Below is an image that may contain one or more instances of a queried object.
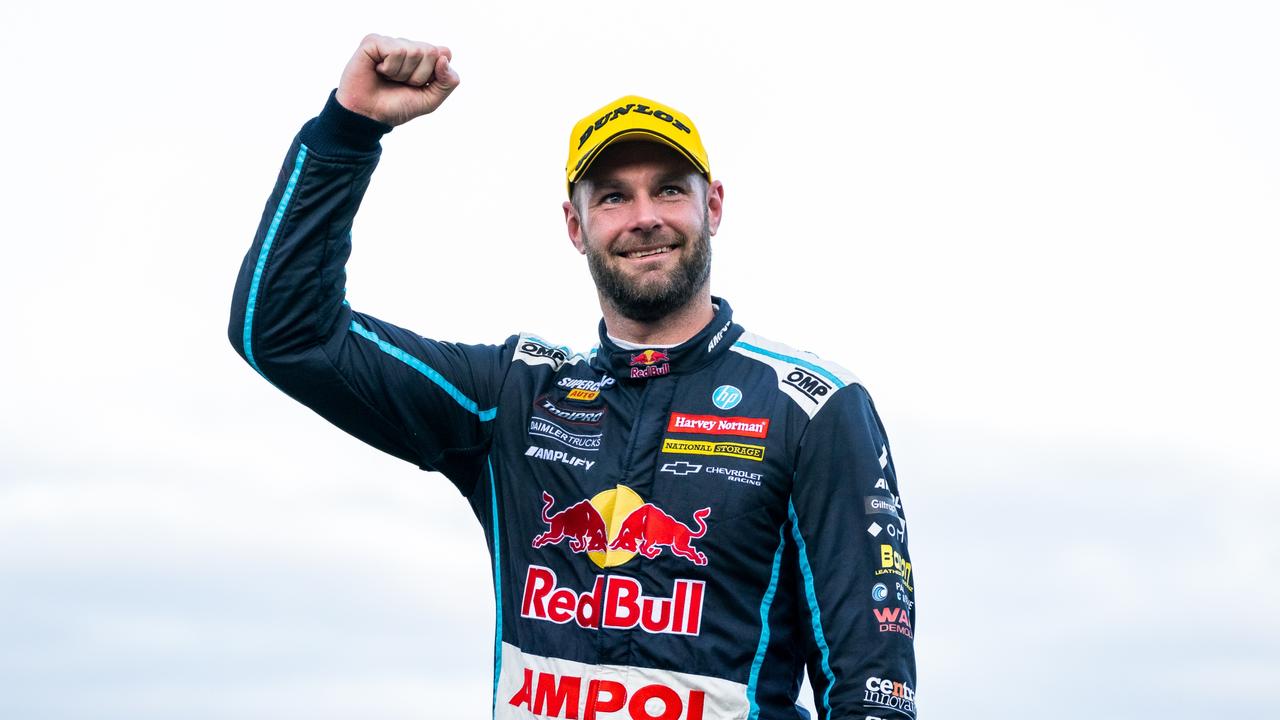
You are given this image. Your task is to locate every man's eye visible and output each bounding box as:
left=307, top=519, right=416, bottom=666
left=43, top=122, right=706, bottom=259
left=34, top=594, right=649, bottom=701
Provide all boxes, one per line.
left=600, top=192, right=624, bottom=204
left=659, top=186, right=683, bottom=196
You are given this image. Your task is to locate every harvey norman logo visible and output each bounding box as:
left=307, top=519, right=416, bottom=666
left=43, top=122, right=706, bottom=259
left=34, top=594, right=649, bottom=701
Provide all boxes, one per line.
left=661, top=438, right=765, bottom=462
left=667, top=413, right=769, bottom=439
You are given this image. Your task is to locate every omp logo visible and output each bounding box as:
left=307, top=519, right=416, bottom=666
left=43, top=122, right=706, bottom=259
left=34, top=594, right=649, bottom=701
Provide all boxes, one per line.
left=519, top=340, right=567, bottom=363
left=661, top=439, right=765, bottom=462
left=864, top=676, right=916, bottom=718
left=876, top=544, right=913, bottom=591
left=783, top=367, right=832, bottom=403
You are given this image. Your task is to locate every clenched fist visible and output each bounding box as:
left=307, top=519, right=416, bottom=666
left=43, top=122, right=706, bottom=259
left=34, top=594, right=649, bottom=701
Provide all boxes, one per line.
left=335, top=34, right=460, bottom=127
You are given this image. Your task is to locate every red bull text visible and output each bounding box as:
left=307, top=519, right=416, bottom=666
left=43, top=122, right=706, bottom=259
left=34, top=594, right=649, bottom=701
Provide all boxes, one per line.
left=521, top=565, right=704, bottom=635
left=629, top=349, right=671, bottom=379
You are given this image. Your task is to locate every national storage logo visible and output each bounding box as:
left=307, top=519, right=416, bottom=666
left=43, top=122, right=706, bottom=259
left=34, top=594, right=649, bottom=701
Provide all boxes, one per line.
left=661, top=438, right=765, bottom=462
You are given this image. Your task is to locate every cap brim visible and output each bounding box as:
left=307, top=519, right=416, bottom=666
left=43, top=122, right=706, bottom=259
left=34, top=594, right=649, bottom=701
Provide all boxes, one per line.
left=568, top=129, right=710, bottom=188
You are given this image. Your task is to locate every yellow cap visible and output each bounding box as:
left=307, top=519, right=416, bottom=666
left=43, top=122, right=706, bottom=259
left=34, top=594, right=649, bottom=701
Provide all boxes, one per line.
left=565, top=95, right=711, bottom=195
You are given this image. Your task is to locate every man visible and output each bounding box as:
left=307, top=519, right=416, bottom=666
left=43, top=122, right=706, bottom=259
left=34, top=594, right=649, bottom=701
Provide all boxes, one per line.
left=230, top=34, right=916, bottom=720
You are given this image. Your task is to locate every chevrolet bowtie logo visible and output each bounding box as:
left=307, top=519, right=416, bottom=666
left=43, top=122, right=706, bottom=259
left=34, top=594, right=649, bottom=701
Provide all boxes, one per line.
left=661, top=461, right=702, bottom=476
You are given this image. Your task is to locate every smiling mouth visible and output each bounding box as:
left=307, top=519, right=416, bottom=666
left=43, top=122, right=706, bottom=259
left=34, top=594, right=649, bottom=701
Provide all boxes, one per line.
left=622, top=245, right=677, bottom=259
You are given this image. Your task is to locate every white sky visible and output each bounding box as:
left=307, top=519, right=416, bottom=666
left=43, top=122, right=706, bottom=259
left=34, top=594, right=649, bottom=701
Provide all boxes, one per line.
left=2, top=1, right=1278, bottom=718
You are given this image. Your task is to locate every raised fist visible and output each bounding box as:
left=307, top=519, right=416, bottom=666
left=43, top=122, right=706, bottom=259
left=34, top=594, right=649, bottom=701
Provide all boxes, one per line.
left=335, top=34, right=460, bottom=127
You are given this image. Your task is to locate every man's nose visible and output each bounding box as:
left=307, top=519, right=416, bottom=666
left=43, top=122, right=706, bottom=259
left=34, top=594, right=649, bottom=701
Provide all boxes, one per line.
left=628, top=194, right=662, bottom=233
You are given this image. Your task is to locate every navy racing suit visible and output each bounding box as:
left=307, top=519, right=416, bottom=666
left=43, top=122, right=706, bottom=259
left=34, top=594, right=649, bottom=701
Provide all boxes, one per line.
left=229, top=93, right=918, bottom=720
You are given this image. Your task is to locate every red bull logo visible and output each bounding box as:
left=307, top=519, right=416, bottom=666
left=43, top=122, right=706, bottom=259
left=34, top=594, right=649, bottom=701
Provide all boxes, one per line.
left=630, top=349, right=669, bottom=366
left=629, top=349, right=671, bottom=379
left=531, top=486, right=710, bottom=568
left=520, top=565, right=704, bottom=635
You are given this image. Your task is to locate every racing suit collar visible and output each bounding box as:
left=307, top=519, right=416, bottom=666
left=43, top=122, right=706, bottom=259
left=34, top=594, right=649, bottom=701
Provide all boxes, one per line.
left=595, top=297, right=743, bottom=382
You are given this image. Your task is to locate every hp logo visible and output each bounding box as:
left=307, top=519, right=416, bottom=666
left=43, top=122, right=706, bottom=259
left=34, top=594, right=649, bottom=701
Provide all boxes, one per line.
left=712, top=385, right=742, bottom=410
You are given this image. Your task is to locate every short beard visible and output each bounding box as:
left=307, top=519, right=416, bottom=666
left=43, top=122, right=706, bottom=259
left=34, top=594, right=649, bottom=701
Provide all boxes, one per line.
left=584, top=213, right=712, bottom=324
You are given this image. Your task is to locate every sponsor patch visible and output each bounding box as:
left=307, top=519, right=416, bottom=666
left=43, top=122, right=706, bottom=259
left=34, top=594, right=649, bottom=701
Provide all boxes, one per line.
left=711, top=385, right=741, bottom=410
left=525, top=445, right=595, bottom=471
left=875, top=544, right=913, bottom=592
left=536, top=396, right=604, bottom=424
left=863, top=676, right=916, bottom=718
left=873, top=606, right=913, bottom=639
left=661, top=438, right=765, bottom=462
left=782, top=366, right=833, bottom=404
left=566, top=388, right=600, bottom=402
left=557, top=376, right=614, bottom=392
left=629, top=349, right=671, bottom=380
left=521, top=565, right=704, bottom=635
left=863, top=495, right=901, bottom=519
left=659, top=462, right=764, bottom=487
left=706, top=319, right=732, bottom=353
left=667, top=412, right=769, bottom=439
left=529, top=418, right=602, bottom=452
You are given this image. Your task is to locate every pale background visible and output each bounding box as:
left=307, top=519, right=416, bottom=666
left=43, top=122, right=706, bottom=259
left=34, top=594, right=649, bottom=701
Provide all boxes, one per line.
left=2, top=1, right=1277, bottom=718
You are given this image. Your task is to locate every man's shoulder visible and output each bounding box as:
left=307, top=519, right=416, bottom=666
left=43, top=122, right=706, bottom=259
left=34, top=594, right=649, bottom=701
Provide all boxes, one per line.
left=727, top=330, right=862, bottom=419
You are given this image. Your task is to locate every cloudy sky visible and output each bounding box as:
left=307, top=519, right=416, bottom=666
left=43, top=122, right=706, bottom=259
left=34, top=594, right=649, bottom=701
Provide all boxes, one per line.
left=2, top=1, right=1277, bottom=717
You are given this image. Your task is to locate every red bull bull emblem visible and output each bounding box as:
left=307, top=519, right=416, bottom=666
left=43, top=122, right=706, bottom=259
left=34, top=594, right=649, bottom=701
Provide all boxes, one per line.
left=629, top=349, right=671, bottom=379
left=532, top=487, right=710, bottom=567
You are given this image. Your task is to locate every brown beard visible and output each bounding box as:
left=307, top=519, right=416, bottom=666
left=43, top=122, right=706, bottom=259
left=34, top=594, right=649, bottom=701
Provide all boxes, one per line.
left=584, top=212, right=712, bottom=323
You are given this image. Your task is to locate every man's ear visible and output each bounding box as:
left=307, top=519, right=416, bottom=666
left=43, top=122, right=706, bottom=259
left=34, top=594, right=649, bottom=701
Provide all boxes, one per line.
left=563, top=200, right=587, bottom=254
left=706, top=179, right=725, bottom=236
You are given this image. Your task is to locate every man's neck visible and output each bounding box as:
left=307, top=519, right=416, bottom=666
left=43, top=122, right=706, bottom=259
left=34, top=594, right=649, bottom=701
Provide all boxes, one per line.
left=600, top=293, right=716, bottom=347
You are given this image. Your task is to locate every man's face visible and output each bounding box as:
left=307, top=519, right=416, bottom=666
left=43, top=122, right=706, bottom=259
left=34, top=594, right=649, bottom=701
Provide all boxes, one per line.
left=564, top=142, right=724, bottom=323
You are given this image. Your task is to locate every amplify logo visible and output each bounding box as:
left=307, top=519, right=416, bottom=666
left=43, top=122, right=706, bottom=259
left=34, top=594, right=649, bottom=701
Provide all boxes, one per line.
left=662, top=438, right=765, bottom=462
left=629, top=349, right=671, bottom=379
left=667, top=412, right=769, bottom=439
left=783, top=367, right=833, bottom=404
left=525, top=446, right=595, bottom=471
left=532, top=487, right=711, bottom=567
left=864, top=676, right=916, bottom=718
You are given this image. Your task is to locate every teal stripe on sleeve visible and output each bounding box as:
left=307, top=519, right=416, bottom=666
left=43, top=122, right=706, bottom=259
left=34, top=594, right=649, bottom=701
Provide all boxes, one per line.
left=746, top=523, right=787, bottom=719
left=243, top=145, right=309, bottom=377
left=732, top=341, right=848, bottom=389
left=789, top=499, right=835, bottom=716
left=348, top=320, right=497, bottom=421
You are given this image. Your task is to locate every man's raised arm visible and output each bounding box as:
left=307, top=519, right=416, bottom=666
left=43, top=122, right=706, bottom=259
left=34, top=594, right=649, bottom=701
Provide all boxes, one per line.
left=228, top=36, right=507, bottom=494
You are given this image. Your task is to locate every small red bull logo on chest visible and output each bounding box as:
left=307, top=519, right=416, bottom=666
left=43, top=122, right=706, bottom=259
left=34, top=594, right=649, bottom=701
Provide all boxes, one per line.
left=629, top=349, right=671, bottom=379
